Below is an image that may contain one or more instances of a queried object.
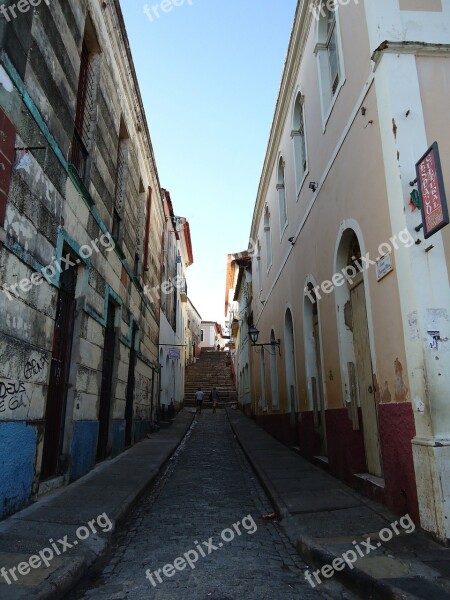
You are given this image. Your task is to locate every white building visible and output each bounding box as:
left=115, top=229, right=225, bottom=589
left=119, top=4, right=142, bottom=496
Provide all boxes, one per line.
left=159, top=190, right=193, bottom=412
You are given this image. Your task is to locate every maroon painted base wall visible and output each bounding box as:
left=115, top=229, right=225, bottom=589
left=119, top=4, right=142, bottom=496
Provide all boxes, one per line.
left=254, top=402, right=420, bottom=524
left=378, top=402, right=419, bottom=523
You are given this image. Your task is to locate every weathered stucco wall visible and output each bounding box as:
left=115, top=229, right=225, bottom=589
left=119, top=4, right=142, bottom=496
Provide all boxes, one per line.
left=0, top=0, right=165, bottom=517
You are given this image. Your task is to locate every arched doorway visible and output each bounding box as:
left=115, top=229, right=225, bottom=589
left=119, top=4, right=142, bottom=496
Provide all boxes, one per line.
left=284, top=309, right=297, bottom=424
left=335, top=229, right=382, bottom=477
left=269, top=329, right=279, bottom=409
left=304, top=282, right=327, bottom=455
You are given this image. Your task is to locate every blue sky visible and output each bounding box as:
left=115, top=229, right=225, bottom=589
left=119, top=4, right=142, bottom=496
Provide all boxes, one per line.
left=121, top=0, right=297, bottom=323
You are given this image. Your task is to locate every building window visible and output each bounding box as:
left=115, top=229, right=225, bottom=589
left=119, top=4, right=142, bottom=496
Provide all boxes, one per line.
left=315, top=6, right=344, bottom=119
left=256, top=241, right=262, bottom=295
left=277, top=157, right=287, bottom=234
left=134, top=253, right=141, bottom=278
left=113, top=118, right=129, bottom=243
left=260, top=350, right=266, bottom=409
left=264, top=207, right=272, bottom=271
left=292, top=93, right=307, bottom=194
left=71, top=17, right=100, bottom=181
left=269, top=329, right=279, bottom=408
left=201, top=329, right=204, bottom=342
left=327, top=10, right=340, bottom=95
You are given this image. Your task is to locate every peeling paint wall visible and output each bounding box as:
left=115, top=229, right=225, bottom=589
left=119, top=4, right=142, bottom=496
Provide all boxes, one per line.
left=0, top=0, right=165, bottom=518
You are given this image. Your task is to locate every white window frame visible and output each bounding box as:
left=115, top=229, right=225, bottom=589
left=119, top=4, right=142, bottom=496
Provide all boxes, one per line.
left=291, top=91, right=309, bottom=199
left=264, top=207, right=273, bottom=273
left=276, top=156, right=288, bottom=239
left=314, top=6, right=346, bottom=130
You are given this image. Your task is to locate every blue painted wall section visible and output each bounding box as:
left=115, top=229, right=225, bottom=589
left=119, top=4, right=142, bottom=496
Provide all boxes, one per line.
left=70, top=421, right=99, bottom=482
left=112, top=420, right=125, bottom=457
left=134, top=420, right=150, bottom=444
left=0, top=422, right=36, bottom=519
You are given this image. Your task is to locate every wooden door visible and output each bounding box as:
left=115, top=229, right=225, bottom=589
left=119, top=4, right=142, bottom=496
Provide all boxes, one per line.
left=41, top=265, right=77, bottom=480
left=125, top=326, right=137, bottom=446
left=313, top=316, right=327, bottom=455
left=351, top=281, right=382, bottom=477
left=96, top=302, right=116, bottom=462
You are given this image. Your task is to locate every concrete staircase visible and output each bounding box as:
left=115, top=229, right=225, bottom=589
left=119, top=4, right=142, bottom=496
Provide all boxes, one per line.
left=184, top=351, right=237, bottom=408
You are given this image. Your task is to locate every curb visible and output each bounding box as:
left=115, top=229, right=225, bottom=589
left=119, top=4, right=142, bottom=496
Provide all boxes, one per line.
left=24, top=412, right=195, bottom=600
left=226, top=409, right=424, bottom=600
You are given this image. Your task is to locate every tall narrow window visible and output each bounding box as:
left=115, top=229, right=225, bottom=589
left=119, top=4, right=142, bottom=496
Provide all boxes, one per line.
left=269, top=329, right=279, bottom=409
left=113, top=118, right=129, bottom=243
left=316, top=6, right=343, bottom=117
left=277, top=157, right=287, bottom=233
left=260, top=350, right=266, bottom=410
left=256, top=241, right=262, bottom=295
left=264, top=207, right=272, bottom=271
left=292, top=93, right=307, bottom=193
left=327, top=10, right=340, bottom=95
left=143, top=186, right=153, bottom=271
left=71, top=17, right=100, bottom=181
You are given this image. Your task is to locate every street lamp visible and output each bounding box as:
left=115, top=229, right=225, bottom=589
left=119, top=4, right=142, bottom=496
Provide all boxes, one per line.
left=248, top=325, right=259, bottom=345
left=248, top=326, right=281, bottom=354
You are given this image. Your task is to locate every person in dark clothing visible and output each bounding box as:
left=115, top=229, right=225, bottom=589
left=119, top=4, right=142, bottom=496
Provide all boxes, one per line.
left=195, top=387, right=204, bottom=414
left=210, top=387, right=219, bottom=413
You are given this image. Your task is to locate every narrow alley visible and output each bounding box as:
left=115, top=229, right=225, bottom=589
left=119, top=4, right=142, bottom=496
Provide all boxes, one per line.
left=1, top=1, right=450, bottom=599
left=68, top=412, right=355, bottom=600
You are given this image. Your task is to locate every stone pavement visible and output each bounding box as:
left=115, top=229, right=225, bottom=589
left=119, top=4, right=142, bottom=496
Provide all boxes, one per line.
left=67, top=410, right=357, bottom=600
left=0, top=410, right=194, bottom=600
left=227, top=408, right=450, bottom=600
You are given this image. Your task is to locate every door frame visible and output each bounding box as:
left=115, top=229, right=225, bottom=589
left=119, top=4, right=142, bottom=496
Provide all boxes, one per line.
left=333, top=223, right=382, bottom=476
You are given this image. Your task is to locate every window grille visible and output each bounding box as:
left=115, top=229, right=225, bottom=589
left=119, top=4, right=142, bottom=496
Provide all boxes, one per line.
left=71, top=42, right=96, bottom=178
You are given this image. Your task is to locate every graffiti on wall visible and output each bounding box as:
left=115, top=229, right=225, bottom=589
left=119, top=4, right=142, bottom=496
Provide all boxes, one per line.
left=0, top=380, right=30, bottom=413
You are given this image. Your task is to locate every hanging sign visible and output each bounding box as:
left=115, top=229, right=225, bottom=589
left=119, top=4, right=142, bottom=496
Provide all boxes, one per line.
left=416, top=142, right=449, bottom=239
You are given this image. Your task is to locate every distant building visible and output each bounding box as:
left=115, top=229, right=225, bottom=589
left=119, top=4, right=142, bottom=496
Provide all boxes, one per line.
left=199, top=321, right=222, bottom=351
left=225, top=252, right=252, bottom=413
left=159, top=189, right=193, bottom=411
left=186, top=298, right=202, bottom=365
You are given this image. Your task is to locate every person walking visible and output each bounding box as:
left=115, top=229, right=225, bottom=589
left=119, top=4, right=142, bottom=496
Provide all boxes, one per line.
left=210, top=387, right=219, bottom=413
left=195, top=387, right=204, bottom=414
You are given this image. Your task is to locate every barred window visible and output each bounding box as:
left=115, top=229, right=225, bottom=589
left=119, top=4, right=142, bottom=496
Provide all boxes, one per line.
left=71, top=17, right=101, bottom=181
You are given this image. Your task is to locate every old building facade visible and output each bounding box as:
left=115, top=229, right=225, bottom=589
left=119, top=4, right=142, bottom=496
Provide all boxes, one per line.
left=158, top=189, right=193, bottom=412
left=225, top=252, right=252, bottom=414
left=246, top=0, right=450, bottom=540
left=0, top=0, right=165, bottom=517
left=185, top=297, right=202, bottom=366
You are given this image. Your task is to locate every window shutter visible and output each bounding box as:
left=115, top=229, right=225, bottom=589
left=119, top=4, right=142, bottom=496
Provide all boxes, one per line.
left=0, top=109, right=16, bottom=229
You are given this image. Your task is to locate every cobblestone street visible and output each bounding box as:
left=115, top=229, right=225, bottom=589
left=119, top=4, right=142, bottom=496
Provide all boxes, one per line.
left=69, top=411, right=355, bottom=600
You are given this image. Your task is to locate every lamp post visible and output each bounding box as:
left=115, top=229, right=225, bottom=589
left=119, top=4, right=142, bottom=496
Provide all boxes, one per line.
left=248, top=326, right=281, bottom=354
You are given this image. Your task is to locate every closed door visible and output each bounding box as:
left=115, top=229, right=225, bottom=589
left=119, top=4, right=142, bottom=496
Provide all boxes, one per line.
left=313, top=316, right=327, bottom=455
left=351, top=280, right=382, bottom=477
left=97, top=302, right=116, bottom=462
left=125, top=326, right=137, bottom=446
left=41, top=264, right=77, bottom=480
